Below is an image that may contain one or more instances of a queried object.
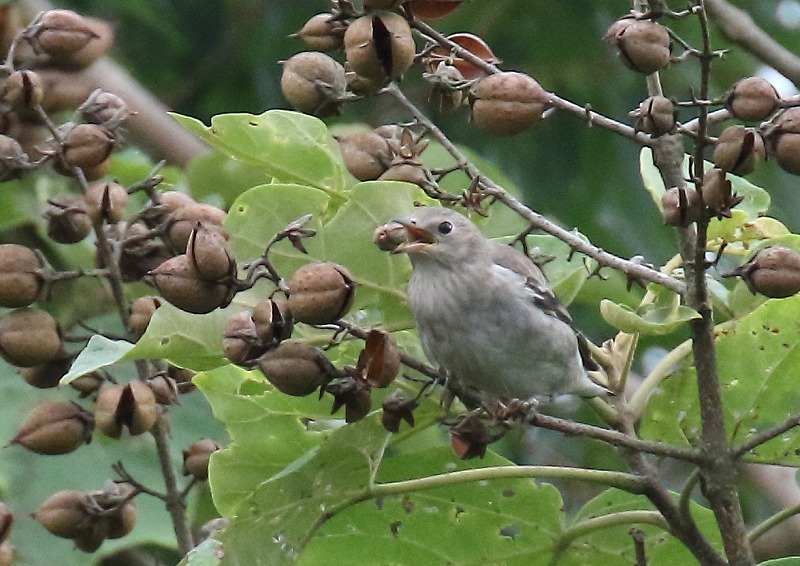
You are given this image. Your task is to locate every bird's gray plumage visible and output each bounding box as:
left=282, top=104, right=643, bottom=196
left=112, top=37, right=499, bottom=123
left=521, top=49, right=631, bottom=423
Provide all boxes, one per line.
left=395, top=207, right=608, bottom=403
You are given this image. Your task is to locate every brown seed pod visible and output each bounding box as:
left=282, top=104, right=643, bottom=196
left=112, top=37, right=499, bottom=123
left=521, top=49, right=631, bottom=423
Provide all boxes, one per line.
left=222, top=311, right=261, bottom=366
left=378, top=161, right=438, bottom=192
left=78, top=90, right=130, bottom=130
left=450, top=415, right=490, bottom=460
left=2, top=70, right=44, bottom=110
left=185, top=223, right=236, bottom=281
left=165, top=203, right=226, bottom=252
left=63, top=124, right=115, bottom=169
left=128, top=296, right=162, bottom=339
left=69, top=372, right=104, bottom=397
left=84, top=180, right=128, bottom=224
left=287, top=262, right=355, bottom=325
left=712, top=125, right=765, bottom=176
left=471, top=72, right=549, bottom=136
left=252, top=299, right=294, bottom=345
left=291, top=14, right=346, bottom=52
left=355, top=328, right=400, bottom=388
left=425, top=32, right=499, bottom=81
left=19, top=355, right=72, bottom=389
left=381, top=389, right=418, bottom=433
left=0, top=244, right=42, bottom=308
left=606, top=19, right=671, bottom=75
left=763, top=107, right=800, bottom=175
left=344, top=12, right=415, bottom=81
left=0, top=134, right=31, bottom=181
left=11, top=401, right=93, bottom=455
left=32, top=490, right=95, bottom=540
left=255, top=340, right=336, bottom=396
left=30, top=10, right=99, bottom=59
left=147, top=374, right=180, bottom=405
left=703, top=168, right=741, bottom=220
left=727, top=246, right=800, bottom=299
left=661, top=187, right=702, bottom=227
left=45, top=195, right=92, bottom=244
left=335, top=131, right=393, bottom=181
left=280, top=51, right=347, bottom=117
left=182, top=438, right=222, bottom=481
left=407, top=0, right=464, bottom=21
left=327, top=376, right=372, bottom=423
left=373, top=221, right=406, bottom=252
left=633, top=95, right=675, bottom=137
left=118, top=223, right=172, bottom=283
left=94, top=381, right=157, bottom=438
left=145, top=254, right=233, bottom=314
left=726, top=77, right=781, bottom=122
left=0, top=308, right=62, bottom=367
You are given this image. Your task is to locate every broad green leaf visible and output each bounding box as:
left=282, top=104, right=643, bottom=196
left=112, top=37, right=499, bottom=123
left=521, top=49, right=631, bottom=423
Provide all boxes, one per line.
left=186, top=150, right=271, bottom=206
left=565, top=489, right=721, bottom=565
left=173, top=111, right=346, bottom=192
left=179, top=538, right=224, bottom=566
left=639, top=147, right=770, bottom=220
left=124, top=304, right=235, bottom=371
left=641, top=295, right=800, bottom=465
left=60, top=335, right=135, bottom=385
left=301, top=448, right=565, bottom=566
left=599, top=299, right=700, bottom=335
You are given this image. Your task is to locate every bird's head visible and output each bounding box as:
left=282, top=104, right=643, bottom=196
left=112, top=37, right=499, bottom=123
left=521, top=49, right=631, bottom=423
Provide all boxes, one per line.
left=391, top=207, right=484, bottom=266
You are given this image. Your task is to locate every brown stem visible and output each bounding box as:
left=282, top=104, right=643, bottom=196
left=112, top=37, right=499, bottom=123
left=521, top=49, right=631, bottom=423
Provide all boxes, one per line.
left=152, top=411, right=194, bottom=555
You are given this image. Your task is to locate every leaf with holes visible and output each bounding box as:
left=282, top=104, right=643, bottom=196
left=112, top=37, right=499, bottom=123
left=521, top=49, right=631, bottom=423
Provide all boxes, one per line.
left=640, top=295, right=800, bottom=465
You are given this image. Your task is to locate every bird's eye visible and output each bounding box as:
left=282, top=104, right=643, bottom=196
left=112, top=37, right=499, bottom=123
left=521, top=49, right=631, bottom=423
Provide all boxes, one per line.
left=437, top=221, right=453, bottom=235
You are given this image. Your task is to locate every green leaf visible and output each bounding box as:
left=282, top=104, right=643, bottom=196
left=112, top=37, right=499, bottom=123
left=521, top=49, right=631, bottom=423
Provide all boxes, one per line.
left=179, top=538, right=224, bottom=566
left=186, top=150, right=270, bottom=206
left=641, top=295, right=800, bottom=465
left=599, top=298, right=700, bottom=335
left=173, top=111, right=346, bottom=193
left=566, top=489, right=721, bottom=564
left=60, top=335, right=135, bottom=385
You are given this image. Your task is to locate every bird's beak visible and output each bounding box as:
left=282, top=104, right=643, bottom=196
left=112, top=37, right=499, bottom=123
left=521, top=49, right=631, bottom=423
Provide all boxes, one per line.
left=393, top=222, right=437, bottom=254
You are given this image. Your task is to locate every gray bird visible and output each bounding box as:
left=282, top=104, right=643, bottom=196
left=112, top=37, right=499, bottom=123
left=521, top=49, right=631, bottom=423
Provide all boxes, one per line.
left=390, top=207, right=609, bottom=404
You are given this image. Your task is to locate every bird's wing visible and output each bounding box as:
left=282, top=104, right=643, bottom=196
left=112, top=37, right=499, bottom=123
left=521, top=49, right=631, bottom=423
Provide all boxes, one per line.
left=490, top=242, right=601, bottom=373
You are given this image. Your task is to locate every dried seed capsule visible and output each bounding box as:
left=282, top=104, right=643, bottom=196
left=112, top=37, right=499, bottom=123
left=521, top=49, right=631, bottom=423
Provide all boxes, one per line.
left=378, top=161, right=438, bottom=192
left=407, top=0, right=464, bottom=21
left=606, top=19, right=671, bottom=75
left=165, top=202, right=226, bottom=252
left=78, top=90, right=130, bottom=129
left=373, top=221, right=406, bottom=252
left=355, top=328, right=400, bottom=388
left=145, top=255, right=233, bottom=314
left=471, top=72, right=549, bottom=136
left=0, top=308, right=62, bottom=367
left=287, top=262, right=355, bottom=324
left=763, top=108, right=800, bottom=175
left=84, top=180, right=128, bottom=224
left=381, top=390, right=418, bottom=433
left=2, top=70, right=44, bottom=109
left=712, top=125, right=765, bottom=176
left=118, top=223, right=171, bottom=283
left=223, top=311, right=261, bottom=366
left=291, top=14, right=345, bottom=52
left=31, top=10, right=99, bottom=59
left=726, top=77, right=780, bottom=122
left=0, top=244, right=42, bottom=308
left=729, top=246, right=800, bottom=298
left=182, top=438, right=222, bottom=481
left=335, top=131, right=393, bottom=181
left=147, top=374, right=180, bottom=405
left=19, top=355, right=72, bottom=388
left=344, top=12, right=415, bottom=81
left=70, top=372, right=104, bottom=397
left=63, top=124, right=115, bottom=169
left=327, top=376, right=372, bottom=423
left=702, top=168, right=742, bottom=220
left=425, top=32, right=498, bottom=81
left=661, top=187, right=702, bottom=227
left=450, top=415, right=490, bottom=460
left=94, top=381, right=157, bottom=438
left=280, top=51, right=347, bottom=117
left=32, top=490, right=94, bottom=540
left=45, top=195, right=92, bottom=244
left=255, top=340, right=336, bottom=396
left=633, top=95, right=675, bottom=137
left=128, top=296, right=162, bottom=339
left=252, top=299, right=294, bottom=344
left=185, top=223, right=236, bottom=281
left=0, top=134, right=31, bottom=181
left=11, top=401, right=93, bottom=455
